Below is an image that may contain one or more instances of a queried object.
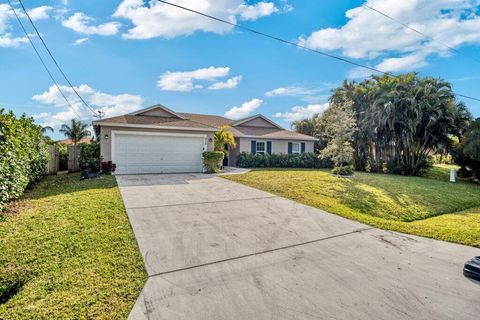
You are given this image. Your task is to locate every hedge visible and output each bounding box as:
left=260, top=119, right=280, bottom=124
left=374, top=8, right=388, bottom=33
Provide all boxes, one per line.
left=235, top=152, right=332, bottom=169
left=79, top=141, right=101, bottom=173
left=0, top=109, right=48, bottom=211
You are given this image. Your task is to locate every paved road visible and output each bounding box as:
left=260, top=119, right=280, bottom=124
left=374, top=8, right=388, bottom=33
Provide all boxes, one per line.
left=116, top=173, right=480, bottom=320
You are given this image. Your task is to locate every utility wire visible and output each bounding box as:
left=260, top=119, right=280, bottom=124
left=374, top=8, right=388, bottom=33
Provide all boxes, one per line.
left=7, top=0, right=81, bottom=118
left=156, top=0, right=480, bottom=103
left=156, top=0, right=390, bottom=76
left=16, top=0, right=102, bottom=118
left=363, top=4, right=480, bottom=65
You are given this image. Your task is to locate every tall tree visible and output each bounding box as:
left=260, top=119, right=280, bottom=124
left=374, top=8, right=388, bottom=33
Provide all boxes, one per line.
left=292, top=116, right=318, bottom=137
left=214, top=125, right=237, bottom=156
left=329, top=73, right=471, bottom=175
left=455, top=118, right=480, bottom=181
left=59, top=119, right=91, bottom=144
left=41, top=126, right=54, bottom=134
left=319, top=101, right=356, bottom=170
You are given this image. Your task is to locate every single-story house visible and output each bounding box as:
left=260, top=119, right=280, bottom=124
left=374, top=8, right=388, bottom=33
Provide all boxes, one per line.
left=93, top=104, right=317, bottom=174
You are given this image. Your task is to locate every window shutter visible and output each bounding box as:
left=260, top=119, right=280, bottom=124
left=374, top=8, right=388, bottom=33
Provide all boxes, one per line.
left=267, top=141, right=272, bottom=155
left=301, top=142, right=306, bottom=153
left=288, top=142, right=292, bottom=154
left=251, top=140, right=256, bottom=154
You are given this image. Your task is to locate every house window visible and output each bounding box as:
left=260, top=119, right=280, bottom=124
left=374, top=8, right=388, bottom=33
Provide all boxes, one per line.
left=256, top=141, right=266, bottom=154
left=291, top=142, right=300, bottom=154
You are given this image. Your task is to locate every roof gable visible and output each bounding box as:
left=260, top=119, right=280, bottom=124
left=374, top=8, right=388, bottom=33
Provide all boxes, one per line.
left=232, top=114, right=283, bottom=129
left=129, top=104, right=186, bottom=119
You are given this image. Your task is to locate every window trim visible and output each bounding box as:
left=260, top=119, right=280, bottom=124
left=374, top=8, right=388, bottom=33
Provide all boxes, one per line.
left=256, top=141, right=266, bottom=154
left=291, top=142, right=301, bottom=154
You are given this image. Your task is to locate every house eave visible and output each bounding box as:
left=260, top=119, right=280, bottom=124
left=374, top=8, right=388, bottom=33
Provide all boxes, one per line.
left=92, top=122, right=218, bottom=132
left=234, top=134, right=318, bottom=141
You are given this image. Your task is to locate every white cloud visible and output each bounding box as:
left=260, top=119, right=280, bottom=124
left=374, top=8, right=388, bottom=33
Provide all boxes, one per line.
left=265, top=86, right=319, bottom=97
left=0, top=4, right=10, bottom=33
left=0, top=33, right=28, bottom=48
left=113, top=0, right=280, bottom=40
left=73, top=37, right=89, bottom=45
left=208, top=76, right=242, bottom=90
left=0, top=4, right=29, bottom=48
left=62, top=12, right=121, bottom=36
left=27, top=6, right=53, bottom=21
left=237, top=2, right=278, bottom=20
left=224, top=98, right=263, bottom=119
left=265, top=85, right=331, bottom=103
left=158, top=66, right=242, bottom=91
left=273, top=103, right=329, bottom=122
left=299, top=0, right=480, bottom=73
left=32, top=84, right=143, bottom=128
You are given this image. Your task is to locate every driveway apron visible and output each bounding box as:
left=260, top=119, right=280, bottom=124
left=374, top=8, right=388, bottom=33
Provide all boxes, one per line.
left=116, top=173, right=480, bottom=320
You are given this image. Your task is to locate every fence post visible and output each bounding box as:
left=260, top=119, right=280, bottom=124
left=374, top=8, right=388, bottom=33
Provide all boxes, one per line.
left=47, top=145, right=59, bottom=175
left=68, top=145, right=81, bottom=172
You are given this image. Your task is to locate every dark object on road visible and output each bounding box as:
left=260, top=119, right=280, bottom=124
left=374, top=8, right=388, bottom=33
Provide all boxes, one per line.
left=463, top=256, right=480, bottom=281
left=80, top=171, right=101, bottom=180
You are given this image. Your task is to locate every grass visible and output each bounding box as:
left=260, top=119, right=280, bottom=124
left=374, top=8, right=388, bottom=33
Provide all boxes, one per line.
left=0, top=174, right=147, bottom=320
left=223, top=165, right=480, bottom=247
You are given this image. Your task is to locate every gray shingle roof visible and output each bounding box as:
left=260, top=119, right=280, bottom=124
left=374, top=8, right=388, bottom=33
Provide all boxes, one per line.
left=94, top=108, right=317, bottom=141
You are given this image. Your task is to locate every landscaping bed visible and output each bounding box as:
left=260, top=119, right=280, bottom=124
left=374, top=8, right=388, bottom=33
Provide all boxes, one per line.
left=0, top=174, right=146, bottom=319
left=223, top=166, right=480, bottom=247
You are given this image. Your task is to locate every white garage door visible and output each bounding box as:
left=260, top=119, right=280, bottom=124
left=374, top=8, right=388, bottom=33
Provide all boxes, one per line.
left=112, top=132, right=206, bottom=174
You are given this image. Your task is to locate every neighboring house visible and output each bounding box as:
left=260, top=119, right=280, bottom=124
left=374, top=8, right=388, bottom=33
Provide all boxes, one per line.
left=57, top=137, right=93, bottom=145
left=93, top=104, right=317, bottom=174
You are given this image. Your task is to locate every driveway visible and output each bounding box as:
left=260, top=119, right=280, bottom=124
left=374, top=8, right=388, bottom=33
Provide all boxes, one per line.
left=116, top=174, right=480, bottom=320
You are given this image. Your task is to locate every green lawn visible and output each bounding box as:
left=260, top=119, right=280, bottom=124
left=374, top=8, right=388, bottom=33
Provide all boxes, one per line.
left=0, top=174, right=147, bottom=320
left=223, top=166, right=480, bottom=247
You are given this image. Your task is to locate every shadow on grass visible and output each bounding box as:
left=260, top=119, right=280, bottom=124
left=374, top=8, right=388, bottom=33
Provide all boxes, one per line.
left=244, top=168, right=480, bottom=223
left=19, top=173, right=118, bottom=201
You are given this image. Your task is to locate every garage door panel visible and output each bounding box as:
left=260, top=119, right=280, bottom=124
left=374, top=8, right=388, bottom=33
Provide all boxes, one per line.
left=113, top=133, right=205, bottom=174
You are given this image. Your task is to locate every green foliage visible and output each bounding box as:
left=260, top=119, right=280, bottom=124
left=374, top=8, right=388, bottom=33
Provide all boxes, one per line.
left=79, top=142, right=101, bottom=173
left=57, top=143, right=68, bottom=171
left=236, top=152, right=332, bottom=169
left=332, top=165, right=354, bottom=176
left=59, top=119, right=91, bottom=144
left=214, top=126, right=237, bottom=156
left=325, top=73, right=472, bottom=176
left=0, top=174, right=147, bottom=319
left=319, top=101, right=356, bottom=168
left=224, top=169, right=480, bottom=247
left=455, top=118, right=480, bottom=182
left=202, top=151, right=224, bottom=173
left=0, top=109, right=47, bottom=211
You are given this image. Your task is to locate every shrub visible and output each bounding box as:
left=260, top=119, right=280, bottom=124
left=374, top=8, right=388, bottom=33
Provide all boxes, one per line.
left=101, top=161, right=117, bottom=174
left=0, top=109, right=47, bottom=211
left=202, top=151, right=224, bottom=173
left=236, top=152, right=332, bottom=169
left=454, top=118, right=480, bottom=182
left=57, top=143, right=68, bottom=171
left=332, top=165, right=354, bottom=176
left=79, top=142, right=101, bottom=173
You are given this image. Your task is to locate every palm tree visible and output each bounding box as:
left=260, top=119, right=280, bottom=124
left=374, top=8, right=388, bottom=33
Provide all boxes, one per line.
left=292, top=116, right=319, bottom=137
left=41, top=126, right=54, bottom=134
left=59, top=119, right=91, bottom=144
left=214, top=125, right=237, bottom=156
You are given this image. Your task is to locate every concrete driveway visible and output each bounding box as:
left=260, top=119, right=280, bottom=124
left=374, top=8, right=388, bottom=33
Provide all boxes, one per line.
left=116, top=173, right=480, bottom=320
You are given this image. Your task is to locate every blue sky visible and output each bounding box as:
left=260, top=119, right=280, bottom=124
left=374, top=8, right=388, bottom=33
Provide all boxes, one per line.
left=1, top=0, right=479, bottom=139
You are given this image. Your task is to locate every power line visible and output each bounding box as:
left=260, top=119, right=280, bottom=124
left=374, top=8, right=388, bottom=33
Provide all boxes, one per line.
left=156, top=0, right=480, bottom=103
left=363, top=4, right=480, bottom=65
left=7, top=0, right=81, bottom=118
left=16, top=0, right=102, bottom=118
left=156, top=0, right=390, bottom=76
